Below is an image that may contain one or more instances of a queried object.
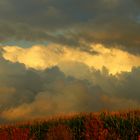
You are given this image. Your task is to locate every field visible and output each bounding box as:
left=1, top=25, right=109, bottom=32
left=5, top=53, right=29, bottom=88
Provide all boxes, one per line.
left=0, top=110, right=140, bottom=140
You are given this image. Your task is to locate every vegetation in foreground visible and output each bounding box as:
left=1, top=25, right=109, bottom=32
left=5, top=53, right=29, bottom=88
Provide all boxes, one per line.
left=0, top=110, right=140, bottom=140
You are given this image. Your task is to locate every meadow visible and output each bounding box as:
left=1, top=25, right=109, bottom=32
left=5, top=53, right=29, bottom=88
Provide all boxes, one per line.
left=0, top=110, right=140, bottom=140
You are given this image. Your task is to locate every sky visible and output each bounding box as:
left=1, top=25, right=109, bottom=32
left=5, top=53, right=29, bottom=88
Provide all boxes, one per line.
left=0, top=0, right=140, bottom=122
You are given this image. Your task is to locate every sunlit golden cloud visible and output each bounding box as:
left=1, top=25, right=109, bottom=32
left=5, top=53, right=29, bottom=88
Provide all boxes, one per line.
left=2, top=43, right=140, bottom=75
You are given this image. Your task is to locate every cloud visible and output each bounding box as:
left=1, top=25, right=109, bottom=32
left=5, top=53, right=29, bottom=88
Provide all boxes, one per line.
left=0, top=55, right=43, bottom=110
left=0, top=0, right=140, bottom=122
left=0, top=57, right=105, bottom=121
left=0, top=49, right=140, bottom=122
left=0, top=0, right=140, bottom=54
left=2, top=44, right=140, bottom=75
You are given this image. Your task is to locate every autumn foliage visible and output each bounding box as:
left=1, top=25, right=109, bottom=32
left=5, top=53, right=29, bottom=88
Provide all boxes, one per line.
left=0, top=110, right=140, bottom=140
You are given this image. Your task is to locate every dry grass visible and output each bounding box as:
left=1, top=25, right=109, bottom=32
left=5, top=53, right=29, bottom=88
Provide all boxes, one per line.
left=0, top=110, right=140, bottom=140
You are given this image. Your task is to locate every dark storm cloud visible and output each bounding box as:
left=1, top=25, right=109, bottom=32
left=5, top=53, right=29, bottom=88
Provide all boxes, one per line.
left=0, top=0, right=140, bottom=54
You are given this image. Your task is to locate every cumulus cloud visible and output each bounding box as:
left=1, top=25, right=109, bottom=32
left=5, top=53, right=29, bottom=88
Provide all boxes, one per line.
left=0, top=56, right=105, bottom=121
left=0, top=49, right=140, bottom=122
left=2, top=44, right=140, bottom=75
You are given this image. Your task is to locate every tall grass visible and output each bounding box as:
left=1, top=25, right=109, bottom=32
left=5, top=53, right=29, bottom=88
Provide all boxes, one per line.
left=0, top=110, right=140, bottom=140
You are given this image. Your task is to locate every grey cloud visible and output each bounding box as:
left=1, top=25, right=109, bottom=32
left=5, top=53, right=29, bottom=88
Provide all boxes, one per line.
left=115, top=67, right=140, bottom=100
left=0, top=56, right=43, bottom=110
left=88, top=66, right=140, bottom=102
left=60, top=61, right=140, bottom=102
left=0, top=57, right=107, bottom=121
left=0, top=0, right=140, bottom=54
left=0, top=52, right=140, bottom=122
